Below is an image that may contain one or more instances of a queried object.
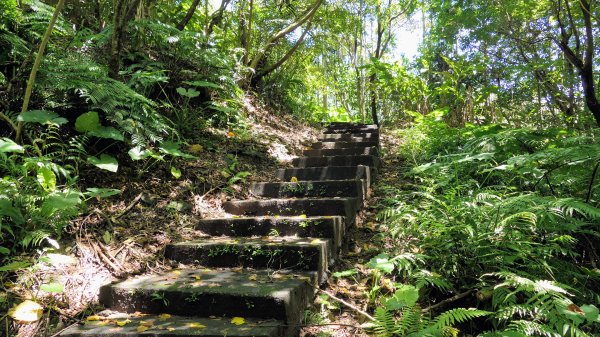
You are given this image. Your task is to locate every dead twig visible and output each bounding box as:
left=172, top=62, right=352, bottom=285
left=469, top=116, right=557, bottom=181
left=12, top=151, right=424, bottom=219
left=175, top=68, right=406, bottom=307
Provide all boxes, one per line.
left=112, top=192, right=143, bottom=221
left=422, top=289, right=475, bottom=313
left=318, top=288, right=375, bottom=321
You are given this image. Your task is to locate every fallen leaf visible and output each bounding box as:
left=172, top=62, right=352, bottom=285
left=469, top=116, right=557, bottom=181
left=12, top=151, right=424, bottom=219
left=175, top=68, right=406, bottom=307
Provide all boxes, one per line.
left=298, top=214, right=307, bottom=219
left=231, top=317, right=245, bottom=325
left=290, top=176, right=298, bottom=182
left=137, top=325, right=151, bottom=332
left=139, top=320, right=155, bottom=327
left=86, top=315, right=102, bottom=321
left=311, top=239, right=322, bottom=244
left=8, top=300, right=43, bottom=323
left=227, top=132, right=236, bottom=138
left=167, top=327, right=176, bottom=331
left=248, top=274, right=257, bottom=281
left=187, top=322, right=207, bottom=329
left=115, top=319, right=131, bottom=327
left=158, top=313, right=172, bottom=320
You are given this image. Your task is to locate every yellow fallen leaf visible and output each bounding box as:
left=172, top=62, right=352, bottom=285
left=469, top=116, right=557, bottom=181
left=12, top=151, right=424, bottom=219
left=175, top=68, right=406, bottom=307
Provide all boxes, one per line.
left=158, top=313, right=171, bottom=320
left=171, top=270, right=181, bottom=276
left=248, top=274, right=257, bottom=281
left=187, top=322, right=207, bottom=329
left=167, top=327, right=176, bottom=331
left=187, top=144, right=203, bottom=154
left=227, top=131, right=236, bottom=138
left=193, top=275, right=201, bottom=280
left=298, top=214, right=307, bottom=219
left=231, top=317, right=245, bottom=325
left=310, top=239, right=321, bottom=244
left=139, top=320, right=154, bottom=327
left=8, top=300, right=43, bottom=323
left=290, top=176, right=298, bottom=183
left=86, top=315, right=102, bottom=321
left=137, top=325, right=151, bottom=332
left=115, top=319, right=131, bottom=326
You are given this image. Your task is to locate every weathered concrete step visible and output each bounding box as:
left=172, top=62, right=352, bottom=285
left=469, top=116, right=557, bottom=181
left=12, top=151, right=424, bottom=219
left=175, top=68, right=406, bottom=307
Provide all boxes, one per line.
left=250, top=180, right=365, bottom=200
left=60, top=312, right=283, bottom=337
left=323, top=128, right=379, bottom=135
left=325, top=123, right=378, bottom=131
left=293, top=155, right=380, bottom=169
left=303, top=147, right=379, bottom=156
left=165, top=237, right=332, bottom=282
left=99, top=269, right=316, bottom=327
left=311, top=141, right=379, bottom=149
left=195, top=216, right=345, bottom=248
left=223, top=198, right=359, bottom=223
left=276, top=166, right=373, bottom=187
left=319, top=135, right=379, bottom=143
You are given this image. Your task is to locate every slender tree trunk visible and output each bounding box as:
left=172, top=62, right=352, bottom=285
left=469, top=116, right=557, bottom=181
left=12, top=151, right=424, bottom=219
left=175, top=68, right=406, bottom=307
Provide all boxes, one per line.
left=16, top=0, right=65, bottom=143
left=369, top=73, right=379, bottom=125
left=176, top=0, right=202, bottom=30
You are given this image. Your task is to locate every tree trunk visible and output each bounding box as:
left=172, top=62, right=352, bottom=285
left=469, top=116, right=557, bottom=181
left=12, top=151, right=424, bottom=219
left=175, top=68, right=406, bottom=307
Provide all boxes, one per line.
left=369, top=73, right=379, bottom=125
left=176, top=0, right=202, bottom=30
left=16, top=0, right=65, bottom=143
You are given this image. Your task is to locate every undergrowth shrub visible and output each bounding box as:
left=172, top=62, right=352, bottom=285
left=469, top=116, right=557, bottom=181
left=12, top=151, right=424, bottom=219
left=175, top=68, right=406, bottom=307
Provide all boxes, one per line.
left=373, top=113, right=600, bottom=336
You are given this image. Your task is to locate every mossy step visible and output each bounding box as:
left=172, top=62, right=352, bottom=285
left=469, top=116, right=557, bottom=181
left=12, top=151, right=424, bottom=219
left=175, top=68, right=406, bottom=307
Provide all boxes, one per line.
left=323, top=128, right=379, bottom=135
left=303, top=147, right=379, bottom=156
left=250, top=180, right=365, bottom=201
left=311, top=141, right=379, bottom=149
left=194, top=216, right=345, bottom=248
left=222, top=198, right=359, bottom=224
left=60, top=312, right=283, bottom=337
left=325, top=123, right=378, bottom=131
left=99, top=269, right=317, bottom=327
left=318, top=134, right=380, bottom=143
left=293, top=155, right=380, bottom=169
left=165, top=237, right=332, bottom=282
left=276, top=166, right=373, bottom=187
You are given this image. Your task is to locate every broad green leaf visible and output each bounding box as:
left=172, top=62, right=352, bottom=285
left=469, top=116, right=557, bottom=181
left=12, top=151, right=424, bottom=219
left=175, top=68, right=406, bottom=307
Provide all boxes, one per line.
left=366, top=253, right=395, bottom=273
left=0, top=246, right=9, bottom=255
left=0, top=138, right=24, bottom=153
left=102, top=230, right=112, bottom=244
left=37, top=166, right=56, bottom=192
left=128, top=146, right=152, bottom=161
left=184, top=80, right=221, bottom=89
left=170, top=166, right=182, bottom=179
left=159, top=141, right=196, bottom=159
left=84, top=188, right=121, bottom=198
left=88, top=127, right=125, bottom=141
left=40, top=282, right=64, bottom=293
left=17, top=110, right=67, bottom=125
left=581, top=304, right=599, bottom=322
left=75, top=111, right=101, bottom=133
left=0, top=199, right=25, bottom=225
left=384, top=284, right=419, bottom=310
left=332, top=269, right=358, bottom=278
left=88, top=154, right=118, bottom=172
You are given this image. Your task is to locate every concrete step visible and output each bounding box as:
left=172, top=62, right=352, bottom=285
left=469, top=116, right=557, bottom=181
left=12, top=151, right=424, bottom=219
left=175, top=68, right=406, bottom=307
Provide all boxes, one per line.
left=293, top=155, right=380, bottom=169
left=325, top=123, right=378, bottom=131
left=99, top=269, right=316, bottom=327
left=318, top=135, right=380, bottom=143
left=195, top=216, right=345, bottom=249
left=276, top=166, right=373, bottom=187
left=165, top=237, right=332, bottom=282
left=250, top=180, right=365, bottom=200
left=60, top=312, right=283, bottom=337
left=311, top=141, right=379, bottom=149
left=303, top=147, right=379, bottom=156
left=323, top=128, right=379, bottom=135
left=223, top=198, right=359, bottom=224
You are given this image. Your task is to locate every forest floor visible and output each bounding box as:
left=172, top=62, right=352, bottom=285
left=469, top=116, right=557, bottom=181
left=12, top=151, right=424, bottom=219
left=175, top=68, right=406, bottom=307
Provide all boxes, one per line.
left=8, top=95, right=329, bottom=336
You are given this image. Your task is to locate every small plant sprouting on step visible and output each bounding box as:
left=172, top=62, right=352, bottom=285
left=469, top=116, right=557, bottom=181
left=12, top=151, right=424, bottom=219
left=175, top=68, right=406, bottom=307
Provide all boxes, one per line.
left=150, top=292, right=169, bottom=306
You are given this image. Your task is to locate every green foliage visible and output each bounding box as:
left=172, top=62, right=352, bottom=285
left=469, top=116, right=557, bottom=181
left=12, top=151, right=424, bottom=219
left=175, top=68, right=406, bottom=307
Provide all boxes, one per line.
left=377, top=122, right=600, bottom=336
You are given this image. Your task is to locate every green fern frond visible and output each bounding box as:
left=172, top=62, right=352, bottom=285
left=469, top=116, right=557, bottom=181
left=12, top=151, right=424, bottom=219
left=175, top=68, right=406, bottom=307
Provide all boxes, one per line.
left=432, top=308, right=491, bottom=330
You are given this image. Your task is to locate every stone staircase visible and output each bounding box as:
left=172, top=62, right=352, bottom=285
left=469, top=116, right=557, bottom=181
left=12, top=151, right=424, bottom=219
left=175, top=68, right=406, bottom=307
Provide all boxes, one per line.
left=63, top=123, right=380, bottom=337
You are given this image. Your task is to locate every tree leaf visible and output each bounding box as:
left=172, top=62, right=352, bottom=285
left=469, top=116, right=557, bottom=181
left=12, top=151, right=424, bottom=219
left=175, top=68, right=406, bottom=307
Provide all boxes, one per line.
left=84, top=188, right=121, bottom=198
left=159, top=141, right=196, bottom=159
left=0, top=261, right=31, bottom=272
left=88, top=127, right=125, bottom=141
left=230, top=317, right=245, bottom=325
left=75, top=111, right=101, bottom=133
left=0, top=138, right=24, bottom=153
left=8, top=300, right=43, bottom=322
left=170, top=166, right=182, bottom=179
left=88, top=154, right=118, bottom=172
left=40, top=282, right=64, bottom=293
left=17, top=110, right=67, bottom=125
left=37, top=166, right=56, bottom=192
left=366, top=253, right=395, bottom=273
left=384, top=284, right=419, bottom=310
